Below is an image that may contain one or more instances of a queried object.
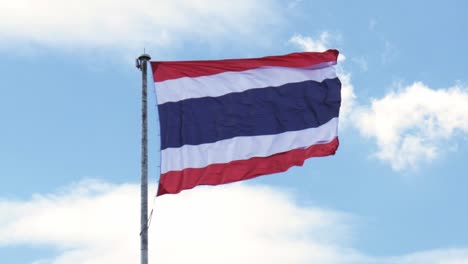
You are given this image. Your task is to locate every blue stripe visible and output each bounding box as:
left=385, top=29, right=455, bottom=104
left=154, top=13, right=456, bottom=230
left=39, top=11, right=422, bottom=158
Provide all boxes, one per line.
left=158, top=78, right=341, bottom=150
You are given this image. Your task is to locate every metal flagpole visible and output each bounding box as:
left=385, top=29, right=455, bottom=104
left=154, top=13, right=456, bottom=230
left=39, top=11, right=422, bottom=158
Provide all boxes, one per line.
left=137, top=52, right=151, bottom=264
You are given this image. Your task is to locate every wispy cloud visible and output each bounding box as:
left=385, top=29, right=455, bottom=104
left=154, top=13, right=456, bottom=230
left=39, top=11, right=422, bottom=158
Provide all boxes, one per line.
left=381, top=40, right=397, bottom=64
left=289, top=33, right=346, bottom=61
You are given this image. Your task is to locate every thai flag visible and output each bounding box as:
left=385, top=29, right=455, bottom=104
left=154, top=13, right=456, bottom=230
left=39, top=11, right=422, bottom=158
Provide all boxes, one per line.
left=151, top=49, right=341, bottom=196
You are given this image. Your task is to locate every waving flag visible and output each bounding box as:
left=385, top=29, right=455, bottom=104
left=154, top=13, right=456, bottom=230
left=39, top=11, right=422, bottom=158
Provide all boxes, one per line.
left=151, top=49, right=341, bottom=196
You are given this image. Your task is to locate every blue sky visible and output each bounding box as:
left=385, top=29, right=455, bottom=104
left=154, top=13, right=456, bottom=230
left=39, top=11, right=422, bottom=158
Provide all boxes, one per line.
left=1, top=0, right=468, bottom=263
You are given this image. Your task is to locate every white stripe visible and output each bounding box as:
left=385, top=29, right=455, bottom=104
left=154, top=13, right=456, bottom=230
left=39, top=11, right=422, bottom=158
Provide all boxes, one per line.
left=155, top=66, right=337, bottom=104
left=161, top=117, right=338, bottom=173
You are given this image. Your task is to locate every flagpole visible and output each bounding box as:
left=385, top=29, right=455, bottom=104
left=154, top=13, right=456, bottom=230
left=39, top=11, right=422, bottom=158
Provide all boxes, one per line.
left=137, top=53, right=151, bottom=264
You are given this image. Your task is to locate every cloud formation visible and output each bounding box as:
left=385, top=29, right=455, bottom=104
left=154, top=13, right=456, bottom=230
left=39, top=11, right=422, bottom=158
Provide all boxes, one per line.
left=0, top=180, right=362, bottom=264
left=0, top=0, right=281, bottom=52
left=354, top=82, right=468, bottom=171
left=2, top=180, right=468, bottom=264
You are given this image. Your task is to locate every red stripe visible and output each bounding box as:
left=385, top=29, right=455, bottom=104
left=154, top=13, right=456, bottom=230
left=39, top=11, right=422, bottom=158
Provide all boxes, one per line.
left=157, top=137, right=339, bottom=196
left=151, top=49, right=339, bottom=82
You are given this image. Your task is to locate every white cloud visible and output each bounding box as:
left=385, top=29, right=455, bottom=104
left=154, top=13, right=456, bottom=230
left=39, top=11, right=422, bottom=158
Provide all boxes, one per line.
left=354, top=82, right=468, bottom=171
left=2, top=180, right=468, bottom=264
left=289, top=33, right=355, bottom=126
left=0, top=180, right=363, bottom=264
left=0, top=0, right=281, bottom=53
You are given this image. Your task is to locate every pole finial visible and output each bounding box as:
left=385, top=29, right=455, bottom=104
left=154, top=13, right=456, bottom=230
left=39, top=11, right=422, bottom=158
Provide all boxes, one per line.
left=136, top=53, right=151, bottom=70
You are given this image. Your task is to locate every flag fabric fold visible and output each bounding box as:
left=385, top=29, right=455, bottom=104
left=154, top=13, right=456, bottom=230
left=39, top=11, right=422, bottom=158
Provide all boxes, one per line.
left=151, top=49, right=341, bottom=196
